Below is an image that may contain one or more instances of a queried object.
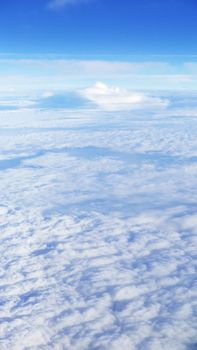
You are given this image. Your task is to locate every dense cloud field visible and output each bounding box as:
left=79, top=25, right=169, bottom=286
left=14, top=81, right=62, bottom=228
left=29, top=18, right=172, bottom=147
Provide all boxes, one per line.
left=0, top=92, right=197, bottom=349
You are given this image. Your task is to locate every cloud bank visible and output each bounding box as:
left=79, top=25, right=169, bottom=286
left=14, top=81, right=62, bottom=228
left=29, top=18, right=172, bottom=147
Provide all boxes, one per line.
left=0, top=58, right=197, bottom=94
left=0, top=90, right=197, bottom=350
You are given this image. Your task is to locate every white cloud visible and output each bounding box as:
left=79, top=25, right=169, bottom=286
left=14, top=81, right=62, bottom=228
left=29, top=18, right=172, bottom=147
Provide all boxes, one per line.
left=1, top=95, right=197, bottom=349
left=0, top=98, right=36, bottom=108
left=80, top=81, right=169, bottom=110
left=48, top=0, right=95, bottom=9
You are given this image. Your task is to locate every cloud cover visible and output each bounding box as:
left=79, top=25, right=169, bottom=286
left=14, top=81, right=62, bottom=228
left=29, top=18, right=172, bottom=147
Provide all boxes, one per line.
left=0, top=92, right=197, bottom=349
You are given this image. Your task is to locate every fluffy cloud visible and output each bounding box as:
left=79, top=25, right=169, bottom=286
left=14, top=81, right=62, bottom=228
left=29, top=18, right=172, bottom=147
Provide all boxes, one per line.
left=80, top=82, right=169, bottom=110
left=0, top=93, right=197, bottom=349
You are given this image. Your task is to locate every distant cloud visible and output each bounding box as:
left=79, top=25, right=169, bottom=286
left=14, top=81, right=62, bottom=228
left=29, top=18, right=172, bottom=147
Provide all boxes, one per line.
left=80, top=82, right=169, bottom=111
left=0, top=58, right=196, bottom=94
left=48, top=0, right=95, bottom=9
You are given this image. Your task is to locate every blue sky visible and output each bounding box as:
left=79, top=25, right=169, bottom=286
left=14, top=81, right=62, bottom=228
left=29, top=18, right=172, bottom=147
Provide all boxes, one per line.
left=0, top=0, right=197, bottom=92
left=0, top=0, right=197, bottom=55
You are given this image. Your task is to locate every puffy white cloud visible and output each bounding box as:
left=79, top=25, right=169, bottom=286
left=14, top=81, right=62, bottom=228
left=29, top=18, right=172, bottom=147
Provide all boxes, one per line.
left=80, top=81, right=169, bottom=110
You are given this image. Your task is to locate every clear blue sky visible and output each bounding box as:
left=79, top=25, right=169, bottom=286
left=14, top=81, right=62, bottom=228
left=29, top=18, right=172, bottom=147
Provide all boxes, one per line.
left=0, top=0, right=196, bottom=56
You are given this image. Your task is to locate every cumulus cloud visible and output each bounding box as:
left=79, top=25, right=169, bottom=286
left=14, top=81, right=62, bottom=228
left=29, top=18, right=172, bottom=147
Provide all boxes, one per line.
left=80, top=81, right=169, bottom=111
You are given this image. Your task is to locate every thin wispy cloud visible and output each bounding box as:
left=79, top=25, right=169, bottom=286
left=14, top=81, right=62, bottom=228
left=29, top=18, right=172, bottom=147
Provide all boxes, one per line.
left=0, top=58, right=196, bottom=94
left=48, top=0, right=96, bottom=9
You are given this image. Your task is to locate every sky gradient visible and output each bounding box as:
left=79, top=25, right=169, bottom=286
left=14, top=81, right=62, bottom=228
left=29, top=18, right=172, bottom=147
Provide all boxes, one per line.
left=0, top=0, right=197, bottom=55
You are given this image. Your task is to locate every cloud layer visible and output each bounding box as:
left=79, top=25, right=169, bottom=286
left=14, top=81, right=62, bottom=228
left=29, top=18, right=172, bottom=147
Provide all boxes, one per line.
left=0, top=57, right=197, bottom=94
left=0, top=92, right=197, bottom=349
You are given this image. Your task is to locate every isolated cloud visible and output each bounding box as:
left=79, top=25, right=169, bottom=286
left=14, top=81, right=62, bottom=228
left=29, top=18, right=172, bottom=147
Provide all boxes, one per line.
left=80, top=82, right=169, bottom=111
left=48, top=0, right=95, bottom=9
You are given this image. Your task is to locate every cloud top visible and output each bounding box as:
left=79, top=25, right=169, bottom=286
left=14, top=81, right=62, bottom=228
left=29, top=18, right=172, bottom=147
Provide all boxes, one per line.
left=80, top=82, right=169, bottom=111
